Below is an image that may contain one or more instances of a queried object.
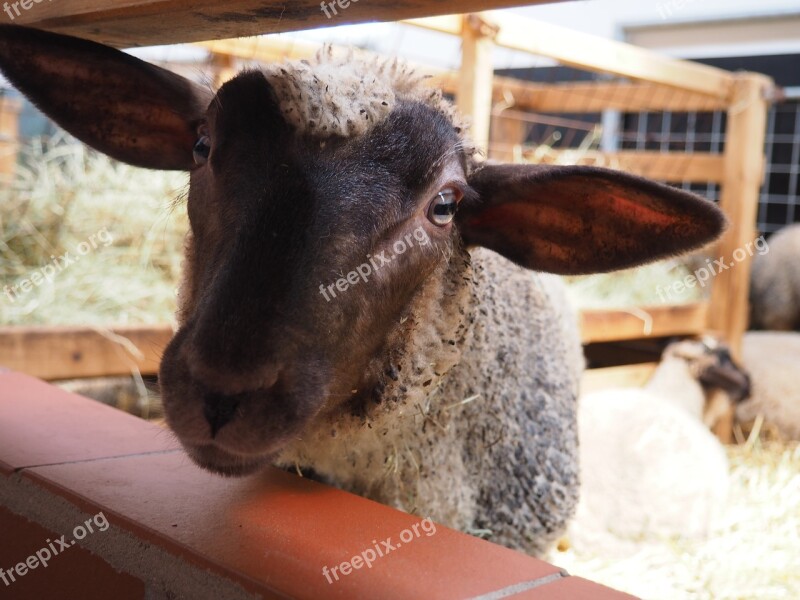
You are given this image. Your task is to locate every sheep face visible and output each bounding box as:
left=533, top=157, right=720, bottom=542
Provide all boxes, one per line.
left=665, top=338, right=752, bottom=403
left=0, top=25, right=728, bottom=478
left=160, top=72, right=475, bottom=474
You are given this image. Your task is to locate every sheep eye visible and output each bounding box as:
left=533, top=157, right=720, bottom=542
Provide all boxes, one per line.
left=193, top=135, right=211, bottom=165
left=428, top=187, right=460, bottom=226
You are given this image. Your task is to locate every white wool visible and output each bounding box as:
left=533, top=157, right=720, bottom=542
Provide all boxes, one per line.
left=644, top=353, right=706, bottom=420
left=261, top=47, right=463, bottom=139
left=571, top=388, right=729, bottom=556
left=738, top=331, right=800, bottom=440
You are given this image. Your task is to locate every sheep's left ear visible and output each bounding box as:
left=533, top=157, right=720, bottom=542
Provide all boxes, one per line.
left=460, top=163, right=727, bottom=275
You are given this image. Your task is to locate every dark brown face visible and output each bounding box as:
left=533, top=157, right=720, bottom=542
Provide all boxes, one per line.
left=159, top=71, right=471, bottom=475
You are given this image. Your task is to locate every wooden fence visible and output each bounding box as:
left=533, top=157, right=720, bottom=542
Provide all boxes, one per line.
left=0, top=11, right=775, bottom=397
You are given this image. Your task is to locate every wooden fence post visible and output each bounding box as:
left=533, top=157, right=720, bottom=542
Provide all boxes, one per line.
left=0, top=95, right=21, bottom=185
left=211, top=53, right=237, bottom=89
left=488, top=112, right=526, bottom=162
left=708, top=73, right=773, bottom=360
left=457, top=13, right=497, bottom=157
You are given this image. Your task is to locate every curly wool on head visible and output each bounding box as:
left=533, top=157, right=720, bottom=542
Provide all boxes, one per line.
left=260, top=46, right=470, bottom=143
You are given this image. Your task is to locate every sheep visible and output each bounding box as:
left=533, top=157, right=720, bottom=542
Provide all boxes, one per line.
left=0, top=25, right=726, bottom=556
left=568, top=338, right=750, bottom=555
left=737, top=331, right=800, bottom=440
left=750, top=223, right=800, bottom=331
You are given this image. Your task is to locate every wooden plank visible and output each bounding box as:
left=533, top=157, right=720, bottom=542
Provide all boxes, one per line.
left=579, top=302, right=709, bottom=344
left=456, top=14, right=496, bottom=156
left=0, top=325, right=174, bottom=380
left=488, top=112, right=527, bottom=162
left=513, top=148, right=725, bottom=184
left=407, top=12, right=735, bottom=100
left=488, top=79, right=730, bottom=114
left=0, top=96, right=21, bottom=184
left=581, top=363, right=657, bottom=394
left=211, top=53, right=236, bottom=88
left=708, top=73, right=773, bottom=359
left=195, top=37, right=322, bottom=66
left=16, top=1, right=561, bottom=48
left=197, top=39, right=727, bottom=114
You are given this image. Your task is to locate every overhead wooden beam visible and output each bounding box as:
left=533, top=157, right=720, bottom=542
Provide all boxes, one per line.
left=708, top=73, right=773, bottom=359
left=579, top=302, right=709, bottom=344
left=0, top=325, right=174, bottom=380
left=16, top=1, right=561, bottom=48
left=407, top=12, right=736, bottom=100
left=508, top=148, right=725, bottom=184
left=489, top=79, right=730, bottom=113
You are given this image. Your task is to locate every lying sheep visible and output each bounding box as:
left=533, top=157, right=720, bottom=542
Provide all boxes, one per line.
left=569, top=339, right=750, bottom=555
left=0, top=26, right=726, bottom=556
left=737, top=331, right=800, bottom=440
left=750, top=224, right=800, bottom=331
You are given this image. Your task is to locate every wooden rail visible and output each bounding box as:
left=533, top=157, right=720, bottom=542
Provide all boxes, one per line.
left=0, top=305, right=710, bottom=380
left=0, top=325, right=173, bottom=380
left=407, top=12, right=735, bottom=100
left=580, top=303, right=710, bottom=344
left=523, top=150, right=726, bottom=184
left=581, top=363, right=658, bottom=395
left=489, top=79, right=730, bottom=114
left=15, top=0, right=561, bottom=48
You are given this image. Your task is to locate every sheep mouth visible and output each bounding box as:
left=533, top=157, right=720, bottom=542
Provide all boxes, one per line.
left=185, top=443, right=274, bottom=477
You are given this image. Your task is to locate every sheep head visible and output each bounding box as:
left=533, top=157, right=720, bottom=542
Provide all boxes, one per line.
left=0, top=25, right=728, bottom=476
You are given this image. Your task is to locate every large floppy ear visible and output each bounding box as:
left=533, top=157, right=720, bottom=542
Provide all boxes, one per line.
left=0, top=25, right=212, bottom=170
left=460, top=164, right=727, bottom=275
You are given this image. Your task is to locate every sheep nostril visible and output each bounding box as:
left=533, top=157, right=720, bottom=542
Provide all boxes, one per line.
left=203, top=392, right=241, bottom=438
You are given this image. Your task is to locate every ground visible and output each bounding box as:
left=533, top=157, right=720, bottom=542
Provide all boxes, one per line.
left=550, top=439, right=800, bottom=600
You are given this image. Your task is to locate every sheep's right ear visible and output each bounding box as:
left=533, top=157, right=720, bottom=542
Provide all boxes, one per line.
left=0, top=25, right=212, bottom=170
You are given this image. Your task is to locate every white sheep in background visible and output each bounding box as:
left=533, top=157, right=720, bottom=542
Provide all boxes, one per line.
left=737, top=331, right=800, bottom=441
left=569, top=339, right=751, bottom=555
left=750, top=223, right=800, bottom=331
left=0, top=26, right=726, bottom=556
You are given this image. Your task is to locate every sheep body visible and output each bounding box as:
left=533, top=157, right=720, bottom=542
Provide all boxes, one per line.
left=277, top=249, right=583, bottom=556
left=738, top=331, right=800, bottom=440
left=568, top=347, right=731, bottom=555
left=750, top=224, right=800, bottom=331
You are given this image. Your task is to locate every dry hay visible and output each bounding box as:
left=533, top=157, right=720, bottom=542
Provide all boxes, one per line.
left=0, top=133, right=188, bottom=326
left=549, top=437, right=800, bottom=599
left=561, top=260, right=706, bottom=310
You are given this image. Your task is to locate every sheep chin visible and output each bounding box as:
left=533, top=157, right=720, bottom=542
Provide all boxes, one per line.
left=185, top=443, right=274, bottom=477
